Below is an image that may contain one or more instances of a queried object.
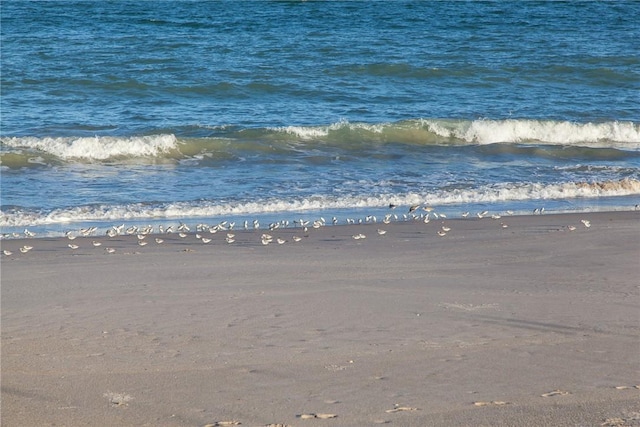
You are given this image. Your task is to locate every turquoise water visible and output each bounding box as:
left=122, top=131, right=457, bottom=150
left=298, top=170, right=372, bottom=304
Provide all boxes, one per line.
left=1, top=1, right=639, bottom=236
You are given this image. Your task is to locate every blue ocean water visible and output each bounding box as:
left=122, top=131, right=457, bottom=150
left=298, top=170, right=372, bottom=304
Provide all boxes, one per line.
left=1, top=1, right=639, bottom=237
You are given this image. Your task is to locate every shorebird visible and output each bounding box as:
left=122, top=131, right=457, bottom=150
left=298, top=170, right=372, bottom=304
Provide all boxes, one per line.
left=155, top=238, right=164, bottom=244
left=105, top=247, right=116, bottom=254
left=80, top=227, right=96, bottom=236
left=277, top=238, right=286, bottom=245
left=137, top=234, right=146, bottom=240
left=92, top=241, right=102, bottom=247
left=581, top=219, right=591, bottom=228
left=225, top=236, right=235, bottom=244
left=24, top=229, right=35, bottom=237
left=68, top=243, right=79, bottom=250
left=567, top=225, right=576, bottom=231
left=352, top=233, right=366, bottom=240
left=408, top=204, right=420, bottom=213
left=461, top=211, right=470, bottom=218
left=66, top=231, right=78, bottom=240
left=201, top=237, right=212, bottom=243
left=389, top=203, right=397, bottom=209
left=138, top=240, right=148, bottom=246
left=377, top=229, right=387, bottom=235
left=178, top=232, right=188, bottom=238
left=501, top=223, right=508, bottom=228
left=20, top=245, right=33, bottom=253
left=441, top=225, right=451, bottom=232
left=227, top=233, right=235, bottom=240
left=491, top=214, right=501, bottom=219
left=437, top=230, right=447, bottom=237
left=3, top=250, right=13, bottom=256
left=423, top=215, right=430, bottom=224
left=292, top=236, right=302, bottom=242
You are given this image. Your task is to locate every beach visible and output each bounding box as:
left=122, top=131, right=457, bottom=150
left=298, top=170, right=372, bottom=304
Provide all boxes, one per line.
left=2, top=211, right=639, bottom=426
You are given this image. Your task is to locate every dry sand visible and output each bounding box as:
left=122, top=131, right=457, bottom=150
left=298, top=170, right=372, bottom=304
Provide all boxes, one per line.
left=2, top=211, right=639, bottom=426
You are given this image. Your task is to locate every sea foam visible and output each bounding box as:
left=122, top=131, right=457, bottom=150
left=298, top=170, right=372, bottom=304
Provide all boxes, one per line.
left=1, top=134, right=178, bottom=160
left=2, top=178, right=638, bottom=228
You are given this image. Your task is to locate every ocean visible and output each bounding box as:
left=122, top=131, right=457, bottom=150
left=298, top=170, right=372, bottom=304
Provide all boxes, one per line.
left=1, top=1, right=639, bottom=238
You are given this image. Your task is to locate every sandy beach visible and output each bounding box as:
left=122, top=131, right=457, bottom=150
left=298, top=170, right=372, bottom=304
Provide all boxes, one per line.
left=2, top=211, right=639, bottom=427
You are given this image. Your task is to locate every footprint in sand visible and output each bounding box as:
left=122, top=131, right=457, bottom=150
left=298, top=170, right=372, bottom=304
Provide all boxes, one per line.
left=103, top=391, right=133, bottom=407
left=541, top=390, right=570, bottom=397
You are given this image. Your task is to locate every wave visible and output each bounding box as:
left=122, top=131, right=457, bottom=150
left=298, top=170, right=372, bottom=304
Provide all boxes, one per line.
left=1, top=119, right=638, bottom=167
left=2, top=178, right=638, bottom=228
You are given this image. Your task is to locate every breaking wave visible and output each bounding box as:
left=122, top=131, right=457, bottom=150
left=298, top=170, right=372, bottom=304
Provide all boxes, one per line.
left=2, top=178, right=638, bottom=228
left=1, top=119, right=638, bottom=167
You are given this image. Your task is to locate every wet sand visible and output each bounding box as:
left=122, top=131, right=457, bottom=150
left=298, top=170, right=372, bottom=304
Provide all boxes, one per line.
left=2, top=211, right=639, bottom=426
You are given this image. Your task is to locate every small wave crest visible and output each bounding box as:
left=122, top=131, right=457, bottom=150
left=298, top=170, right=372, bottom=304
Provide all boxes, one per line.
left=1, top=134, right=178, bottom=161
left=2, top=179, right=638, bottom=228
left=275, top=119, right=640, bottom=149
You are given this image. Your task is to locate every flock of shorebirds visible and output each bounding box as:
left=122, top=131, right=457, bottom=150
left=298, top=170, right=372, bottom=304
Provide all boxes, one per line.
left=1, top=204, right=595, bottom=257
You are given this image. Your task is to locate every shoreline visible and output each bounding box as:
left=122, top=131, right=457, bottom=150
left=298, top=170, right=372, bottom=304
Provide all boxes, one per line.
left=2, top=210, right=639, bottom=426
left=2, top=209, right=639, bottom=255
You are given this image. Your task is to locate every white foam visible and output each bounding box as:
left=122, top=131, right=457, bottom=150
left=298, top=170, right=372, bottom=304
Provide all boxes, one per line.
left=2, top=179, right=638, bottom=228
left=1, top=134, right=178, bottom=160
left=424, top=119, right=640, bottom=148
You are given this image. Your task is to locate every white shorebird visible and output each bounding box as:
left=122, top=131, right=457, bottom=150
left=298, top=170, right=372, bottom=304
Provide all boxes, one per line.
left=20, top=245, right=33, bottom=253
left=155, top=238, right=164, bottom=244
left=377, top=229, right=387, bottom=235
left=277, top=238, right=286, bottom=245
left=441, top=225, right=451, bottom=232
left=225, top=236, right=235, bottom=244
left=138, top=240, right=148, bottom=246
left=105, top=247, right=116, bottom=254
left=581, top=219, right=591, bottom=228
left=68, top=243, right=79, bottom=250
left=567, top=225, right=576, bottom=231
left=24, top=229, right=36, bottom=238
left=292, top=236, right=302, bottom=242
left=92, top=241, right=102, bottom=247
left=437, top=230, right=447, bottom=237
left=201, top=237, right=212, bottom=244
left=461, top=211, right=470, bottom=218
left=3, top=250, right=13, bottom=256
